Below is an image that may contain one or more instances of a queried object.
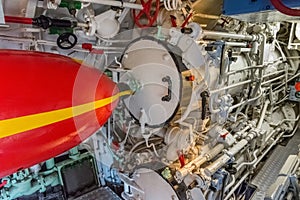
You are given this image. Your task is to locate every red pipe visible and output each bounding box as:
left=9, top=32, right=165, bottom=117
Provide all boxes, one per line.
left=170, top=15, right=177, bottom=27
left=181, top=13, right=193, bottom=28
left=270, top=0, right=300, bottom=16
left=0, top=180, right=7, bottom=188
left=4, top=16, right=33, bottom=24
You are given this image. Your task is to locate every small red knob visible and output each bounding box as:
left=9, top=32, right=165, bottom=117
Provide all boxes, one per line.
left=186, top=75, right=195, bottom=81
left=295, top=82, right=300, bottom=92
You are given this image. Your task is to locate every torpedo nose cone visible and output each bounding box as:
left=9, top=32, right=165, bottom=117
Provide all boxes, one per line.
left=0, top=50, right=118, bottom=178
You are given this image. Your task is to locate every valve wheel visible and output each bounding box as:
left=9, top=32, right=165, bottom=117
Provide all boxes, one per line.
left=57, top=33, right=78, bottom=50
left=133, top=0, right=160, bottom=28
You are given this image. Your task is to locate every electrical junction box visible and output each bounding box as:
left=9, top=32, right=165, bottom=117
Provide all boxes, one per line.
left=223, top=0, right=300, bottom=22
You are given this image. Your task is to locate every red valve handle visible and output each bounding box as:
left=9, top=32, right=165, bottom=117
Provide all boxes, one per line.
left=133, top=0, right=160, bottom=28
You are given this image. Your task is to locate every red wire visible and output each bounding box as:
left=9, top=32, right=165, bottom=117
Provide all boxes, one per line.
left=270, top=0, right=300, bottom=16
left=4, top=16, right=33, bottom=24
left=181, top=13, right=193, bottom=28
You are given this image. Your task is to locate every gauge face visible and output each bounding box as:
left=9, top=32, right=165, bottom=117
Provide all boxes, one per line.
left=120, top=39, right=181, bottom=127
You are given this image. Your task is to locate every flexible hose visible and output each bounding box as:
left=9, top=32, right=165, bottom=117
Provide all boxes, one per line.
left=270, top=0, right=300, bottom=16
left=4, top=16, right=33, bottom=24
left=163, top=0, right=181, bottom=11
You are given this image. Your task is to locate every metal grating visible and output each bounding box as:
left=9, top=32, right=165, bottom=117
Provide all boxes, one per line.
left=74, top=187, right=121, bottom=200
left=251, top=131, right=300, bottom=200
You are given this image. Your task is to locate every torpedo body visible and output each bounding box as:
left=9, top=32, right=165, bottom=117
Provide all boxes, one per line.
left=0, top=50, right=119, bottom=178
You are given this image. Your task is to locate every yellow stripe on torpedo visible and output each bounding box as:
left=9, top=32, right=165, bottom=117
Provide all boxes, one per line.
left=72, top=58, right=83, bottom=64
left=0, top=90, right=132, bottom=139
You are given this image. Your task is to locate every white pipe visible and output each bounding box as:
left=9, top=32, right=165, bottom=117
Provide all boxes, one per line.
left=224, top=175, right=235, bottom=193
left=234, top=125, right=251, bottom=139
left=224, top=172, right=250, bottom=200
left=0, top=35, right=124, bottom=52
left=210, top=80, right=252, bottom=94
left=226, top=65, right=265, bottom=76
left=95, top=33, right=131, bottom=43
left=269, top=116, right=299, bottom=127
left=236, top=149, right=259, bottom=171
left=178, top=121, right=194, bottom=149
left=274, top=73, right=300, bottom=91
left=202, top=30, right=257, bottom=41
left=286, top=56, right=300, bottom=59
left=226, top=59, right=282, bottom=76
left=257, top=100, right=270, bottom=129
left=264, top=128, right=280, bottom=143
left=224, top=42, right=248, bottom=47
left=78, top=0, right=143, bottom=9
left=283, top=126, right=299, bottom=138
left=261, top=74, right=286, bottom=85
left=175, top=144, right=224, bottom=182
left=253, top=131, right=285, bottom=168
left=206, top=190, right=215, bottom=200
left=229, top=89, right=262, bottom=112
left=203, top=139, right=248, bottom=177
left=282, top=116, right=299, bottom=138
left=262, top=69, right=285, bottom=78
left=226, top=132, right=292, bottom=198
left=209, top=93, right=221, bottom=114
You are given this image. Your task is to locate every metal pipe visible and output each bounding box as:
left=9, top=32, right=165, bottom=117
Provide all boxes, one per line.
left=209, top=93, right=221, bottom=114
left=226, top=59, right=282, bottom=76
left=224, top=172, right=250, bottom=200
left=210, top=80, right=252, bottom=94
left=193, top=13, right=219, bottom=20
left=78, top=0, right=143, bottom=9
left=224, top=42, right=248, bottom=47
left=207, top=190, right=216, bottom=200
left=253, top=131, right=285, bottom=168
left=236, top=149, right=259, bottom=171
left=202, top=30, right=257, bottom=41
left=283, top=125, right=299, bottom=138
left=175, top=143, right=225, bottom=183
left=76, top=22, right=89, bottom=28
left=226, top=64, right=266, bottom=76
left=262, top=69, right=285, bottom=78
left=211, top=80, right=262, bottom=114
left=224, top=175, right=235, bottom=193
left=264, top=128, right=280, bottom=143
left=269, top=116, right=299, bottom=127
left=229, top=89, right=262, bottom=112
left=257, top=100, right=270, bottom=129
left=234, top=125, right=251, bottom=139
left=274, top=73, right=300, bottom=91
left=0, top=35, right=124, bottom=52
left=203, top=139, right=248, bottom=177
left=261, top=74, right=286, bottom=85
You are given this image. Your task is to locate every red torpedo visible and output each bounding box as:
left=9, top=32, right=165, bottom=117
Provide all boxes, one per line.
left=0, top=50, right=123, bottom=178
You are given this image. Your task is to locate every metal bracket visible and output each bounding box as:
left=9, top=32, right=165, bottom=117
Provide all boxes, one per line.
left=0, top=0, right=8, bottom=28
